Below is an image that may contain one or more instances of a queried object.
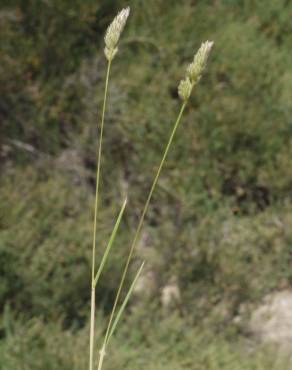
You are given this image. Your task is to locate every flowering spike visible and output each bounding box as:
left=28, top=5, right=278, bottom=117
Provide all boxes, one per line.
left=178, top=40, right=213, bottom=101
left=104, top=7, right=130, bottom=61
left=186, top=40, right=214, bottom=84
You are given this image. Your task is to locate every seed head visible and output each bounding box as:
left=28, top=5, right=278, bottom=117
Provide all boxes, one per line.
left=178, top=40, right=213, bottom=101
left=186, top=41, right=214, bottom=83
left=178, top=77, right=192, bottom=102
left=104, top=7, right=130, bottom=61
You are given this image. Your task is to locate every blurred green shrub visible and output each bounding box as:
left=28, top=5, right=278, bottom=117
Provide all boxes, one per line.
left=0, top=315, right=289, bottom=370
left=0, top=166, right=132, bottom=324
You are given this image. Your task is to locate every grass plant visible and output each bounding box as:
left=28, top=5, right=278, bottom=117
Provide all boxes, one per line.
left=89, top=7, right=213, bottom=370
left=1, top=1, right=292, bottom=369
left=89, top=8, right=130, bottom=370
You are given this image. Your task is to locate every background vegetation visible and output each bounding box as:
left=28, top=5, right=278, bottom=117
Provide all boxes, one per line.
left=1, top=0, right=292, bottom=368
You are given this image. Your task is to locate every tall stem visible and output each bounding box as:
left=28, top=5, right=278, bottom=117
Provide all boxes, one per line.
left=89, top=288, right=96, bottom=370
left=97, top=345, right=106, bottom=370
left=89, top=60, right=112, bottom=370
left=104, top=101, right=187, bottom=345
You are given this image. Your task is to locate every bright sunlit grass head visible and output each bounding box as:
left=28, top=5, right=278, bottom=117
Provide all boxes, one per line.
left=104, top=7, right=130, bottom=61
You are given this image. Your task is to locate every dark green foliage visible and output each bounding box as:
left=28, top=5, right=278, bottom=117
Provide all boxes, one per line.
left=1, top=0, right=292, bottom=368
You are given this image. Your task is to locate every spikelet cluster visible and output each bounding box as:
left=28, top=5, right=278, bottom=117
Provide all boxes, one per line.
left=178, top=40, right=214, bottom=101
left=178, top=77, right=192, bottom=102
left=104, top=7, right=130, bottom=61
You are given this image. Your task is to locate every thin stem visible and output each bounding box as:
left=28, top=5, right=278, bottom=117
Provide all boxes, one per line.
left=104, top=101, right=187, bottom=345
left=89, top=288, right=95, bottom=370
left=97, top=345, right=106, bottom=370
left=92, top=60, right=112, bottom=282
left=89, top=60, right=112, bottom=370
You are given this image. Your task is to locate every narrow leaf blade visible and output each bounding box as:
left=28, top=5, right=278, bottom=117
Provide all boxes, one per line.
left=94, top=197, right=127, bottom=287
left=106, top=261, right=145, bottom=344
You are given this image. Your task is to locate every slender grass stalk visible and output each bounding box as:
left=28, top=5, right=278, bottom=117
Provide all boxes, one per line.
left=97, top=345, right=106, bottom=370
left=101, top=41, right=214, bottom=361
left=89, top=59, right=112, bottom=370
left=102, top=102, right=187, bottom=348
left=89, top=8, right=130, bottom=370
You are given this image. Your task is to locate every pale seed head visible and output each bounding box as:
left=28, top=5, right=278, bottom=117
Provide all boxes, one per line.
left=186, top=40, right=214, bottom=83
left=178, top=40, right=214, bottom=101
left=104, top=7, right=130, bottom=61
